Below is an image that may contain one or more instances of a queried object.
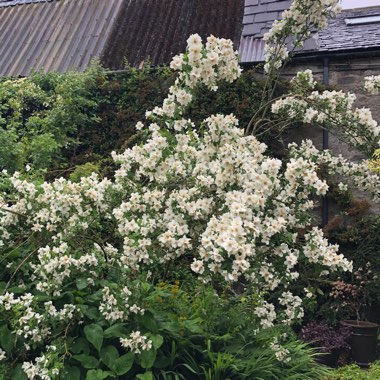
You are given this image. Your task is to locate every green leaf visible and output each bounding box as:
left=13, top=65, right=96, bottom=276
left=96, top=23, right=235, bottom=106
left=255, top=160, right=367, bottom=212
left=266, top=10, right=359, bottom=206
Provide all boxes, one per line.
left=0, top=325, right=14, bottom=352
left=70, top=337, right=90, bottom=355
left=317, top=288, right=324, bottom=296
left=136, top=371, right=153, bottom=380
left=184, top=318, right=203, bottom=334
left=149, top=334, right=164, bottom=350
left=11, top=364, right=28, bottom=380
left=140, top=349, right=157, bottom=369
left=76, top=277, right=90, bottom=290
left=84, top=324, right=103, bottom=352
left=139, top=311, right=158, bottom=333
left=73, top=354, right=99, bottom=369
left=100, top=345, right=119, bottom=369
left=61, top=366, right=81, bottom=380
left=80, top=306, right=100, bottom=320
left=86, top=369, right=112, bottom=380
left=153, top=353, right=171, bottom=369
left=113, top=352, right=135, bottom=376
left=103, top=324, right=128, bottom=339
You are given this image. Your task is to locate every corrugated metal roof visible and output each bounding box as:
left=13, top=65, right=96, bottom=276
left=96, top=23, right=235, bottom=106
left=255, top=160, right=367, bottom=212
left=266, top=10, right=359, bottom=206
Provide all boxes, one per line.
left=0, top=0, right=244, bottom=76
left=0, top=0, right=52, bottom=7
left=0, top=0, right=123, bottom=76
left=102, top=0, right=245, bottom=69
left=239, top=36, right=266, bottom=63
left=240, top=0, right=380, bottom=63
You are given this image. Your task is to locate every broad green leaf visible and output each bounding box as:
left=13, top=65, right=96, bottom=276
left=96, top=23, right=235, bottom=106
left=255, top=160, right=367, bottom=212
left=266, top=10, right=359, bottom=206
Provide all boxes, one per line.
left=137, top=371, right=153, bottom=380
left=70, top=337, right=90, bottom=355
left=140, top=349, right=157, bottom=369
left=153, top=353, right=171, bottom=369
left=113, top=352, right=135, bottom=376
left=139, top=312, right=158, bottom=333
left=11, top=364, right=28, bottom=380
left=86, top=369, right=112, bottom=380
left=61, top=366, right=81, bottom=380
left=73, top=354, right=99, bottom=369
left=103, top=324, right=128, bottom=339
left=81, top=306, right=100, bottom=320
left=184, top=318, right=203, bottom=334
left=0, top=325, right=14, bottom=352
left=84, top=324, right=103, bottom=352
left=100, top=345, right=119, bottom=369
left=149, top=334, right=164, bottom=350
left=76, top=278, right=90, bottom=290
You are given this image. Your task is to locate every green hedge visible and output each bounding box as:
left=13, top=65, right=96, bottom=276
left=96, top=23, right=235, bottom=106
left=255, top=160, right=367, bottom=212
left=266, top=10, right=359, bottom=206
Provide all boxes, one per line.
left=0, top=63, right=263, bottom=176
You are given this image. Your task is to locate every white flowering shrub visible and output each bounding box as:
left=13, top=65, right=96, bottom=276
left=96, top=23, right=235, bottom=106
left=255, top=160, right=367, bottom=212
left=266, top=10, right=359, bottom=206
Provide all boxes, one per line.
left=0, top=32, right=357, bottom=379
left=246, top=0, right=342, bottom=137
left=364, top=75, right=380, bottom=95
left=271, top=70, right=380, bottom=156
left=263, top=0, right=341, bottom=73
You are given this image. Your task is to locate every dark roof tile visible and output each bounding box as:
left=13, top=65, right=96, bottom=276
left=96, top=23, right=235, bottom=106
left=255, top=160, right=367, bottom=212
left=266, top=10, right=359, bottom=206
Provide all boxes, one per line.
left=267, top=0, right=291, bottom=11
left=243, top=23, right=263, bottom=36
left=240, top=0, right=380, bottom=62
left=254, top=10, right=279, bottom=22
left=245, top=0, right=259, bottom=5
left=243, top=14, right=254, bottom=24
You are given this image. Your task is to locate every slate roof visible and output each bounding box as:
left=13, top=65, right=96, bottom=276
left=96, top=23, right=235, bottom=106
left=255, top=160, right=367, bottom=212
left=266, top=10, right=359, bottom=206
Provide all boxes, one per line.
left=318, top=7, right=380, bottom=53
left=240, top=0, right=380, bottom=63
left=0, top=0, right=244, bottom=76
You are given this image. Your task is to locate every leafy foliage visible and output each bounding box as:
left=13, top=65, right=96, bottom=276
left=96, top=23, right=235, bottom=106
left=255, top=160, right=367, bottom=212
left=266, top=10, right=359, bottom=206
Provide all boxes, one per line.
left=324, top=362, right=380, bottom=380
left=0, top=63, right=263, bottom=177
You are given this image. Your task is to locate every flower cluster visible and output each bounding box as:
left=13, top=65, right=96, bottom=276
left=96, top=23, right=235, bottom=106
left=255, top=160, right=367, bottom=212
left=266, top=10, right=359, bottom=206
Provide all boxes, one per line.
left=263, top=0, right=341, bottom=72
left=289, top=140, right=380, bottom=200
left=99, top=286, right=144, bottom=322
left=0, top=292, right=77, bottom=351
left=364, top=75, right=380, bottom=95
left=270, top=336, right=291, bottom=363
left=148, top=34, right=241, bottom=120
left=120, top=331, right=152, bottom=354
left=0, top=348, right=5, bottom=361
left=22, top=345, right=62, bottom=380
left=272, top=71, right=380, bottom=155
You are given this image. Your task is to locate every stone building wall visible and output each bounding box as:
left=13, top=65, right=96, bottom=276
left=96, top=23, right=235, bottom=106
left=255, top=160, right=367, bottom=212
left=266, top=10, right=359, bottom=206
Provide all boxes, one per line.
left=282, top=54, right=380, bottom=153
left=281, top=54, right=380, bottom=218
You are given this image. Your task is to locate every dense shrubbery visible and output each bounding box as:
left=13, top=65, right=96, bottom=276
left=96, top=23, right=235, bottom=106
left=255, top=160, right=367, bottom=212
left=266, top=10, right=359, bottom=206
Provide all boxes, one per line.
left=0, top=31, right=346, bottom=379
left=324, top=362, right=380, bottom=380
left=1, top=0, right=380, bottom=379
left=0, top=62, right=263, bottom=177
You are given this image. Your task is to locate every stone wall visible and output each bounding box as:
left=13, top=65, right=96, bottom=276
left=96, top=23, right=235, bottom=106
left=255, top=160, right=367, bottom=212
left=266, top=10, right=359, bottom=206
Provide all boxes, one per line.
left=282, top=54, right=380, bottom=218
left=282, top=54, right=380, bottom=152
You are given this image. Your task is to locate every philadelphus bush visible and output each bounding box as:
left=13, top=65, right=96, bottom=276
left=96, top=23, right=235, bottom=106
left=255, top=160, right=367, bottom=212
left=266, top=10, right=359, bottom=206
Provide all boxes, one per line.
left=263, top=0, right=341, bottom=72
left=364, top=75, right=380, bottom=95
left=271, top=70, right=380, bottom=155
left=0, top=34, right=354, bottom=378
